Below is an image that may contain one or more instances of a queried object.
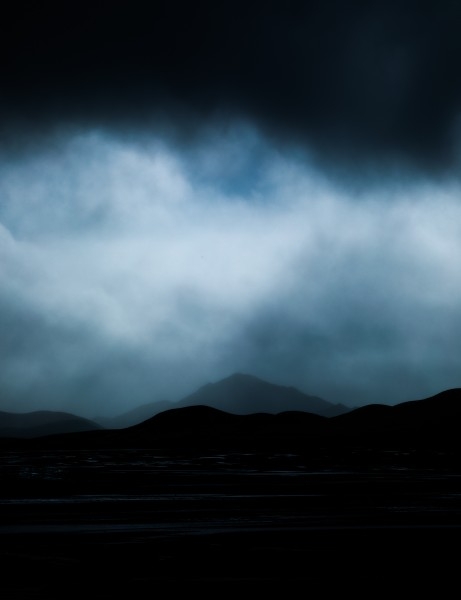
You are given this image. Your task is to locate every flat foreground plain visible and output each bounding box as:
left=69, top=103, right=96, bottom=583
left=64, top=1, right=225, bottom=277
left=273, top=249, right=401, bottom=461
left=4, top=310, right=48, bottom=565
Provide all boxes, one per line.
left=1, top=447, right=460, bottom=596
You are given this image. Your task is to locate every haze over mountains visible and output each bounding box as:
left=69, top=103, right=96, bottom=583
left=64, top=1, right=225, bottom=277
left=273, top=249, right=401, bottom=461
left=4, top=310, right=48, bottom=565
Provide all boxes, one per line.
left=176, top=373, right=349, bottom=416
left=96, top=373, right=350, bottom=429
left=1, top=373, right=460, bottom=455
left=0, top=373, right=346, bottom=436
left=2, top=386, right=460, bottom=462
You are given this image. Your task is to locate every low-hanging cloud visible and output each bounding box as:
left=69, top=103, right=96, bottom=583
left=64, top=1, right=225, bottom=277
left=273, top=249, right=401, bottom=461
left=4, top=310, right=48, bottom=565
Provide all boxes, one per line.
left=1, top=126, right=461, bottom=416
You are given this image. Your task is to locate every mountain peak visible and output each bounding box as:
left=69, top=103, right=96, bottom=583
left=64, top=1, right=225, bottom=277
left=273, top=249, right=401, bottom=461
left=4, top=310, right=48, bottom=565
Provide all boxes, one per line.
left=224, top=372, right=261, bottom=383
left=176, top=372, right=350, bottom=417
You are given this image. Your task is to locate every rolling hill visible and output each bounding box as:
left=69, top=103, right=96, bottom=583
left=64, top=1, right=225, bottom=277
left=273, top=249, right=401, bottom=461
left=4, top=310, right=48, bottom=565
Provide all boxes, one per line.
left=2, top=383, right=461, bottom=462
left=0, top=410, right=102, bottom=438
left=118, top=386, right=461, bottom=453
left=3, top=387, right=460, bottom=462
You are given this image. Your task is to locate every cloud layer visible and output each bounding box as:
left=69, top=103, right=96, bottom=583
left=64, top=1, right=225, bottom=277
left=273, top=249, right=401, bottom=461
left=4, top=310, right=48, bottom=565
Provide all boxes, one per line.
left=1, top=126, right=460, bottom=416
left=2, top=3, right=461, bottom=416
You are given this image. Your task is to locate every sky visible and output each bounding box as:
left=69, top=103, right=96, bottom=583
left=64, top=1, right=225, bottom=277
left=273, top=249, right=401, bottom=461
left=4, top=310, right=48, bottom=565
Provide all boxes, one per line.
left=1, top=0, right=461, bottom=418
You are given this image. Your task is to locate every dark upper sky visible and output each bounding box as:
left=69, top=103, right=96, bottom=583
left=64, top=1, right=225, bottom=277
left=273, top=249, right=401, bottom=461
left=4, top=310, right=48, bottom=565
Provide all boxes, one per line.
left=2, top=0, right=461, bottom=175
left=1, top=1, right=461, bottom=417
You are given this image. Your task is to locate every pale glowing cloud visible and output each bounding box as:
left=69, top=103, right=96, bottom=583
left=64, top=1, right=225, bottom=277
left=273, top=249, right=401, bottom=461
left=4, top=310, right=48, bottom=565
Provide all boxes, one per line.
left=1, top=127, right=460, bottom=416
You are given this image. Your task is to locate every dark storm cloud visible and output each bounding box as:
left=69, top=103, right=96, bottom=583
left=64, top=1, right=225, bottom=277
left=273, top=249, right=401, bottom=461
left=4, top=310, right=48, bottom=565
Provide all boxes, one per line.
left=2, top=1, right=461, bottom=174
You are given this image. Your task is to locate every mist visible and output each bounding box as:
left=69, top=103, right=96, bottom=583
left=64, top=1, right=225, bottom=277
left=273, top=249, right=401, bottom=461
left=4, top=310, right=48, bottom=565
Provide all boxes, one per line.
left=1, top=124, right=460, bottom=418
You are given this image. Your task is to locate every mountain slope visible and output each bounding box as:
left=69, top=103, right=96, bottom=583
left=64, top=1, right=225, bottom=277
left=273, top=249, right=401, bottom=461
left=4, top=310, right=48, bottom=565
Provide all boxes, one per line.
left=173, top=372, right=350, bottom=417
left=0, top=410, right=103, bottom=438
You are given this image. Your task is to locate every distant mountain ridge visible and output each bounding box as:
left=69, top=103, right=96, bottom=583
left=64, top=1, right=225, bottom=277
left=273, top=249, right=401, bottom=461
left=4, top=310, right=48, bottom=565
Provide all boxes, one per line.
left=6, top=387, right=461, bottom=458
left=173, top=373, right=350, bottom=417
left=97, top=372, right=350, bottom=429
left=3, top=379, right=460, bottom=454
left=0, top=373, right=348, bottom=436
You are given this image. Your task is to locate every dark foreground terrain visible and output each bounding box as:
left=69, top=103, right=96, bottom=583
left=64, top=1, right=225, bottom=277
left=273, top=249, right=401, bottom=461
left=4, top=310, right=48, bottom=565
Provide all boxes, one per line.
left=1, top=446, right=461, bottom=596
left=2, top=390, right=461, bottom=596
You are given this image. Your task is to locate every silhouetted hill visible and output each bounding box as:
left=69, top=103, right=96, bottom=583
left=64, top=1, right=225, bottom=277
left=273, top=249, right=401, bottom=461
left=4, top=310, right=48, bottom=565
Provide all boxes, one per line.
left=8, top=405, right=329, bottom=451
left=131, top=404, right=328, bottom=444
left=173, top=372, right=350, bottom=417
left=2, top=388, right=461, bottom=462
left=328, top=387, right=461, bottom=450
left=0, top=410, right=103, bottom=438
left=330, top=388, right=461, bottom=430
left=120, top=388, right=461, bottom=453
